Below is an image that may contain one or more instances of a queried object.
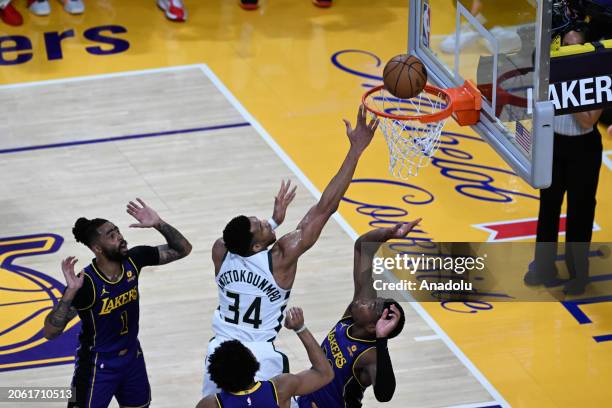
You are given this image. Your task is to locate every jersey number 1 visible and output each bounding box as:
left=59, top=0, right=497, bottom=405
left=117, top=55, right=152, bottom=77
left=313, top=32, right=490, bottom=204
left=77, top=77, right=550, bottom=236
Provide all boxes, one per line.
left=225, top=291, right=263, bottom=329
left=120, top=311, right=129, bottom=335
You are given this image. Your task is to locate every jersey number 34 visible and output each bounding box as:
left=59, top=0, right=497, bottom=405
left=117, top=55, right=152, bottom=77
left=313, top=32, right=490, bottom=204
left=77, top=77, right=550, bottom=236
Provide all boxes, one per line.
left=224, top=291, right=263, bottom=329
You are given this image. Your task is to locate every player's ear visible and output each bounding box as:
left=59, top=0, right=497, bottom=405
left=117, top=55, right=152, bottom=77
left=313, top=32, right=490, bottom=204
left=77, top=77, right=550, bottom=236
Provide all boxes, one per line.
left=252, top=242, right=263, bottom=253
left=90, top=242, right=103, bottom=255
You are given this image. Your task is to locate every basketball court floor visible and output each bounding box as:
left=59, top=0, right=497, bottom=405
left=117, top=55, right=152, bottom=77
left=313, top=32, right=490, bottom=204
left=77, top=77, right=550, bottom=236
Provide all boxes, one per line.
left=0, top=1, right=610, bottom=407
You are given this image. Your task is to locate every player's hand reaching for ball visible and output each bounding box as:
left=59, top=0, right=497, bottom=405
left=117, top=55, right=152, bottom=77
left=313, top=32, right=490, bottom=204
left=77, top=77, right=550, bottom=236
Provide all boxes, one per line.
left=376, top=304, right=401, bottom=339
left=61, top=256, right=84, bottom=298
left=272, top=179, right=297, bottom=226
left=127, top=198, right=163, bottom=229
left=343, top=104, right=378, bottom=155
left=284, top=307, right=305, bottom=331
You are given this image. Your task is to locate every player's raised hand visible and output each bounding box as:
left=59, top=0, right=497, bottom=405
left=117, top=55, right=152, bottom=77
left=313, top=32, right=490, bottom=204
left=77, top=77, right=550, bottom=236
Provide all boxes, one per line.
left=272, top=180, right=297, bottom=225
left=127, top=198, right=162, bottom=228
left=343, top=104, right=379, bottom=154
left=389, top=219, right=422, bottom=239
left=375, top=304, right=401, bottom=339
left=284, top=307, right=305, bottom=331
left=61, top=256, right=84, bottom=293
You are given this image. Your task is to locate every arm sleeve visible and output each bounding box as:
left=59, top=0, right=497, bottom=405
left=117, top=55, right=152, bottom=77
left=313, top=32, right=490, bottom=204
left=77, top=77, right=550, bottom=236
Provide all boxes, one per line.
left=128, top=245, right=160, bottom=271
left=373, top=338, right=396, bottom=402
left=65, top=275, right=95, bottom=310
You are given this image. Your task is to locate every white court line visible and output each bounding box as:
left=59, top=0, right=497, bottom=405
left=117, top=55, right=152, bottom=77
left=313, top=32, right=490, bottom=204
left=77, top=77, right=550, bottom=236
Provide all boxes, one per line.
left=2, top=64, right=508, bottom=408
left=414, top=334, right=441, bottom=342
left=443, top=402, right=501, bottom=408
left=0, top=65, right=202, bottom=90
left=381, top=269, right=507, bottom=407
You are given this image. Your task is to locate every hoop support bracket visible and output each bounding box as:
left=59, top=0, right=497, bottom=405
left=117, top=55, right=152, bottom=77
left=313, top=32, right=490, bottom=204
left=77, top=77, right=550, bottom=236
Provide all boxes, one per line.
left=447, top=80, right=481, bottom=126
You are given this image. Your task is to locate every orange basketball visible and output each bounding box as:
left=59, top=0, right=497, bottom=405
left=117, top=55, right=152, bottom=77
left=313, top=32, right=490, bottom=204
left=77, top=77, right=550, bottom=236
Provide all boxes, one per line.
left=383, top=54, right=428, bottom=99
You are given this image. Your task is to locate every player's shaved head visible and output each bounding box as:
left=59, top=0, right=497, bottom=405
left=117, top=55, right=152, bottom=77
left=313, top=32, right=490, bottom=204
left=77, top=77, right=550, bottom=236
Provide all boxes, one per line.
left=208, top=340, right=260, bottom=393
left=72, top=217, right=109, bottom=247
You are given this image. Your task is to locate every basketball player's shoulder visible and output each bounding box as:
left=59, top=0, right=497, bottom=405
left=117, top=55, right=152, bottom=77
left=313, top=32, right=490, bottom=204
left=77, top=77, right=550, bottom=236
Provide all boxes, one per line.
left=195, top=395, right=217, bottom=408
left=272, top=229, right=301, bottom=254
left=212, top=238, right=226, bottom=260
left=339, top=314, right=354, bottom=325
left=269, top=375, right=296, bottom=404
left=127, top=245, right=160, bottom=271
left=269, top=237, right=296, bottom=268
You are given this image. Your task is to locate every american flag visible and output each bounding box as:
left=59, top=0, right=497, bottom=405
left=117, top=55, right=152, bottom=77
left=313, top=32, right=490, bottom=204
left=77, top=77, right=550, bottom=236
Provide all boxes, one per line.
left=515, top=121, right=531, bottom=154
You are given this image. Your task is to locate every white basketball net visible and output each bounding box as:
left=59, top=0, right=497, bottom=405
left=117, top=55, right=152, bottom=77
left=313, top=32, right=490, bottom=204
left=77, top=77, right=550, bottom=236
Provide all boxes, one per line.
left=366, top=88, right=449, bottom=179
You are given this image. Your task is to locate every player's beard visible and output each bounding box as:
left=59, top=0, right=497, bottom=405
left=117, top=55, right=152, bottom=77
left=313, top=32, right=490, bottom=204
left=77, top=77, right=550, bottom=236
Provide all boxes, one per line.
left=103, top=247, right=124, bottom=262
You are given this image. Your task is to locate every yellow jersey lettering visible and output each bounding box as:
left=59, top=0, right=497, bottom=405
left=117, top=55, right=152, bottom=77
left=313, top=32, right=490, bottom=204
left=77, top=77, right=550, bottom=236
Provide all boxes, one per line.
left=99, top=287, right=138, bottom=315
left=327, top=329, right=347, bottom=368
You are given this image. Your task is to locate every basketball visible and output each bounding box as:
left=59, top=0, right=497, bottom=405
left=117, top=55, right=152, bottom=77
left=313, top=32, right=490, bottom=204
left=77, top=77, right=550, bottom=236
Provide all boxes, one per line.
left=383, top=54, right=428, bottom=99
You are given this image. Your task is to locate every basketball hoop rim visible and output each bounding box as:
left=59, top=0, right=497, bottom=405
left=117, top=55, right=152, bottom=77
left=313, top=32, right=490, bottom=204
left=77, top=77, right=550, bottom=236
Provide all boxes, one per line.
left=362, top=84, right=453, bottom=124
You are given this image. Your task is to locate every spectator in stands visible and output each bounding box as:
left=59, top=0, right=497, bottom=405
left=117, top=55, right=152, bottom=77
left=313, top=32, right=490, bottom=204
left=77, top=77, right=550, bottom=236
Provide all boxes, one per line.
left=156, top=0, right=332, bottom=22
left=239, top=0, right=332, bottom=10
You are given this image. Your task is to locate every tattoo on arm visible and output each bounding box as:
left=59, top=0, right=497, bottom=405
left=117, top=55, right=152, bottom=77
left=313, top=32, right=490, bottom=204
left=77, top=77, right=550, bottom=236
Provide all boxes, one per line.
left=45, top=299, right=77, bottom=338
left=156, top=221, right=192, bottom=264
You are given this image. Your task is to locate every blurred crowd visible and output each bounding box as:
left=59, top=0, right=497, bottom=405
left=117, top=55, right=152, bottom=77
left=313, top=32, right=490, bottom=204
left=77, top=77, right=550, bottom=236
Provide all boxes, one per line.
left=0, top=0, right=334, bottom=26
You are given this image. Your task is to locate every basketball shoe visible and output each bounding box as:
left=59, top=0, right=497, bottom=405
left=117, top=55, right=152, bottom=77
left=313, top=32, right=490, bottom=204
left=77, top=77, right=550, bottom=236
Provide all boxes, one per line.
left=313, top=0, right=332, bottom=7
left=158, top=0, right=187, bottom=21
left=240, top=0, right=258, bottom=10
left=0, top=1, right=23, bottom=26
left=63, top=0, right=84, bottom=14
left=28, top=0, right=50, bottom=16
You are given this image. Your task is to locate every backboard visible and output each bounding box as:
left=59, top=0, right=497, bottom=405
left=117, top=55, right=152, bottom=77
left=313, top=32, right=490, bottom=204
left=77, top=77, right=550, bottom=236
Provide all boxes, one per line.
left=409, top=0, right=554, bottom=188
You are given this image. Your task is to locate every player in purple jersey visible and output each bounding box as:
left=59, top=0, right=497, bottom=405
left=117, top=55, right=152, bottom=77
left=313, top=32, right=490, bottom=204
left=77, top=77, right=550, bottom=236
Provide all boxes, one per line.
left=43, top=198, right=192, bottom=408
left=196, top=307, right=334, bottom=408
left=298, top=220, right=421, bottom=408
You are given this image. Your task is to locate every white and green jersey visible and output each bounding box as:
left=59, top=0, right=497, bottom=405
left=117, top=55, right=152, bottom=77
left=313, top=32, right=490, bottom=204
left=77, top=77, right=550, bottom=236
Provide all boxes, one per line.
left=211, top=250, right=290, bottom=342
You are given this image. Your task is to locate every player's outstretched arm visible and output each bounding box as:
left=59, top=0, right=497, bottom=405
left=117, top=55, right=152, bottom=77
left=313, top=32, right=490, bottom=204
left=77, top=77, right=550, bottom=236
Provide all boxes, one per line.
left=355, top=304, right=402, bottom=402
left=43, top=257, right=82, bottom=340
left=275, top=105, right=378, bottom=262
left=352, top=220, right=421, bottom=302
left=273, top=307, right=334, bottom=403
left=127, top=198, right=192, bottom=265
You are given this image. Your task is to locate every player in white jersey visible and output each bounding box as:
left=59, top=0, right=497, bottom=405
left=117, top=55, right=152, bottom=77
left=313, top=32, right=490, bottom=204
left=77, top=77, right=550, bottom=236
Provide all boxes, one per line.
left=202, top=105, right=379, bottom=396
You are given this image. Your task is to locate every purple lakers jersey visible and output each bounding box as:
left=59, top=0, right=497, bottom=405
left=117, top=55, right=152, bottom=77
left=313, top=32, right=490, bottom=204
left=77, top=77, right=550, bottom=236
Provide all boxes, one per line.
left=217, top=381, right=280, bottom=407
left=298, top=316, right=375, bottom=408
left=71, top=246, right=159, bottom=353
